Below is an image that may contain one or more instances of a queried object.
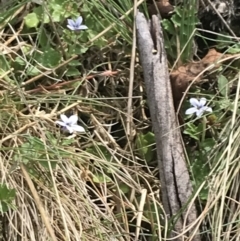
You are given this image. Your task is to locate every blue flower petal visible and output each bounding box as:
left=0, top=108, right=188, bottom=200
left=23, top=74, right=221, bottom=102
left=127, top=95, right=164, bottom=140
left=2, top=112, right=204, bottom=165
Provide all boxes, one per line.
left=68, top=115, right=78, bottom=125
left=189, top=98, right=200, bottom=108
left=67, top=19, right=75, bottom=27
left=77, top=25, right=88, bottom=30
left=65, top=125, right=74, bottom=133
left=206, top=107, right=212, bottom=113
left=60, top=114, right=69, bottom=123
left=202, top=106, right=212, bottom=113
left=185, top=107, right=197, bottom=115
left=67, top=25, right=76, bottom=30
left=199, top=98, right=207, bottom=107
left=75, top=16, right=83, bottom=26
left=196, top=109, right=205, bottom=117
left=72, top=124, right=85, bottom=133
left=56, top=121, right=67, bottom=127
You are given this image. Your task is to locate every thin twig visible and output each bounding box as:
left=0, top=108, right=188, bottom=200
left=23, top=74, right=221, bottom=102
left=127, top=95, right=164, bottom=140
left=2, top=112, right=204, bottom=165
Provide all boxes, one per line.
left=25, top=70, right=118, bottom=93
left=126, top=0, right=137, bottom=137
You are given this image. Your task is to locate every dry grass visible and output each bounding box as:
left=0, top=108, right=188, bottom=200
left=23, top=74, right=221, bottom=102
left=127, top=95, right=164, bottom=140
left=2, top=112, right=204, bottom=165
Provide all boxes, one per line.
left=0, top=1, right=164, bottom=241
left=0, top=0, right=240, bottom=241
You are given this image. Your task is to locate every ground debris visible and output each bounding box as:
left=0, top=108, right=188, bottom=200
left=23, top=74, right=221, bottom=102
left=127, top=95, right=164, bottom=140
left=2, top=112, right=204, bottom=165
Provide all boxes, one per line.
left=170, top=49, right=236, bottom=108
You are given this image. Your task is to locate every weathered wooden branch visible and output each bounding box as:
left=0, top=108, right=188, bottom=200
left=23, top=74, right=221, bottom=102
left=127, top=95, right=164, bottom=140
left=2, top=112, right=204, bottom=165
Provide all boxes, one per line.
left=136, top=12, right=201, bottom=241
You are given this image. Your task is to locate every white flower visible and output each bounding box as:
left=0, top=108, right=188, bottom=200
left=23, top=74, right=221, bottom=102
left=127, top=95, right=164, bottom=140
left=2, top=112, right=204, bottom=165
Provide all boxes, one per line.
left=56, top=114, right=85, bottom=133
left=185, top=98, right=212, bottom=117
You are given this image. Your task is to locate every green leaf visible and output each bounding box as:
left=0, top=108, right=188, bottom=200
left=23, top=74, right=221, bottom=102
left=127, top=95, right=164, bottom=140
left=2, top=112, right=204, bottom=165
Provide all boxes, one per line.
left=66, top=67, right=81, bottom=77
left=201, top=138, right=215, bottom=152
left=24, top=12, right=40, bottom=28
left=19, top=138, right=40, bottom=164
left=78, top=47, right=89, bottom=54
left=61, top=138, right=75, bottom=146
left=171, top=13, right=182, bottom=27
left=33, top=48, right=61, bottom=68
left=38, top=30, right=49, bottom=48
left=162, top=19, right=175, bottom=35
left=0, top=202, right=9, bottom=213
left=68, top=60, right=82, bottom=67
left=218, top=99, right=232, bottom=109
left=174, top=7, right=182, bottom=17
left=218, top=75, right=229, bottom=97
left=52, top=8, right=62, bottom=22
left=39, top=160, right=58, bottom=169
left=41, top=48, right=62, bottom=67
left=14, top=56, right=25, bottom=66
left=86, top=144, right=112, bottom=162
left=14, top=137, right=59, bottom=170
left=191, top=159, right=210, bottom=201
left=227, top=45, right=240, bottom=54
left=183, top=123, right=200, bottom=141
left=0, top=184, right=16, bottom=201
left=119, top=183, right=130, bottom=194
left=93, top=174, right=112, bottom=183
left=26, top=66, right=41, bottom=76
left=34, top=6, right=50, bottom=24
left=136, top=132, right=155, bottom=163
left=0, top=184, right=16, bottom=213
left=69, top=45, right=89, bottom=55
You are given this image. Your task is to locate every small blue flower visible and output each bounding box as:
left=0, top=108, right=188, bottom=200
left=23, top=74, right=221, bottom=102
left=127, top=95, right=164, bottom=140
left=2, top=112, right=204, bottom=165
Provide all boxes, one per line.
left=67, top=16, right=88, bottom=31
left=185, top=98, right=212, bottom=118
left=56, top=114, right=85, bottom=133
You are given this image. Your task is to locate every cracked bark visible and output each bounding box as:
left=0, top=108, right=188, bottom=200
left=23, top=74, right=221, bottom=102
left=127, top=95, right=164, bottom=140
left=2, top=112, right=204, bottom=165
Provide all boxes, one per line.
left=136, top=12, right=201, bottom=241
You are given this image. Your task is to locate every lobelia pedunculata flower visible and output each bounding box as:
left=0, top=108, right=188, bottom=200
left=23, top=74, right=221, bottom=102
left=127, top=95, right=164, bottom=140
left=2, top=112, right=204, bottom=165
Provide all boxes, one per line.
left=67, top=16, right=88, bottom=31
left=56, top=114, right=85, bottom=133
left=185, top=97, right=212, bottom=118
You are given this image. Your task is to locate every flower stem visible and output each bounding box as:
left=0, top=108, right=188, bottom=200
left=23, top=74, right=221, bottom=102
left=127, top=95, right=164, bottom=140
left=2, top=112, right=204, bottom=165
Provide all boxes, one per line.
left=201, top=116, right=207, bottom=142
